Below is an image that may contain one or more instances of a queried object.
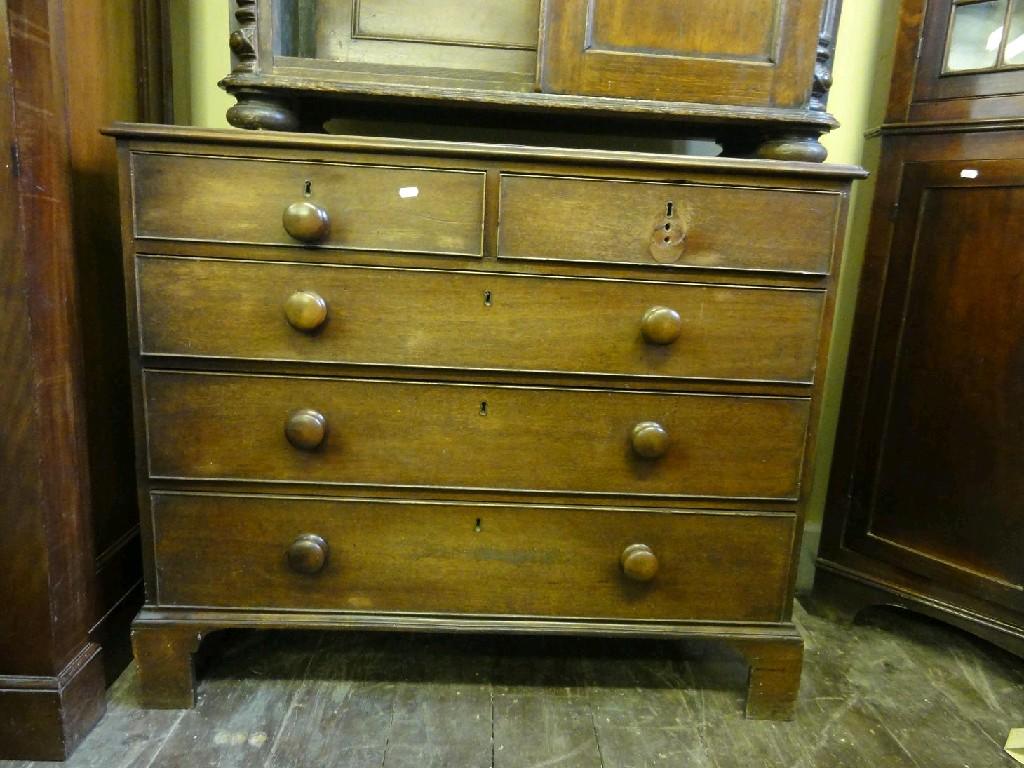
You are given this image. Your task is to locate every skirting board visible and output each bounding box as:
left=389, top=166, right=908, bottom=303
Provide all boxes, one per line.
left=0, top=642, right=106, bottom=761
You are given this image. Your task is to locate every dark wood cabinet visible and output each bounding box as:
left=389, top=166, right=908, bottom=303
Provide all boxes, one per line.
left=110, top=124, right=863, bottom=720
left=816, top=0, right=1024, bottom=657
left=222, top=0, right=842, bottom=160
left=0, top=0, right=170, bottom=760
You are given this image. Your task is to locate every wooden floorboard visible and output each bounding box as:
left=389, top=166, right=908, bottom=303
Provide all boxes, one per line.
left=492, top=636, right=602, bottom=767
left=380, top=634, right=495, bottom=768
left=4, top=598, right=1021, bottom=768
left=149, top=631, right=320, bottom=768
left=263, top=633, right=397, bottom=768
left=584, top=640, right=708, bottom=767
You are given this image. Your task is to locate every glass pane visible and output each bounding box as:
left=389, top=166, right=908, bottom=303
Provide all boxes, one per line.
left=1005, top=0, right=1024, bottom=64
left=946, top=0, right=1008, bottom=72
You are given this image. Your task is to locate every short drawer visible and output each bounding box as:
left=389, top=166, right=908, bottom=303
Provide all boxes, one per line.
left=130, top=152, right=485, bottom=256
left=137, top=256, right=825, bottom=384
left=498, top=173, right=840, bottom=274
left=151, top=492, right=794, bottom=622
left=144, top=371, right=810, bottom=500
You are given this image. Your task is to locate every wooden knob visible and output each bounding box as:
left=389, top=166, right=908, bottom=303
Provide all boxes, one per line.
left=287, top=534, right=329, bottom=574
left=621, top=543, right=658, bottom=582
left=641, top=306, right=682, bottom=345
left=284, top=290, right=328, bottom=332
left=283, top=201, right=330, bottom=243
left=631, top=421, right=669, bottom=459
left=285, top=409, right=326, bottom=451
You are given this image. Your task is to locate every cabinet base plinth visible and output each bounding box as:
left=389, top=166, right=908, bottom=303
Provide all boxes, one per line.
left=131, top=608, right=803, bottom=718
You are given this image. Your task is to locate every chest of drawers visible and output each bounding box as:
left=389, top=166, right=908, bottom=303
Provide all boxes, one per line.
left=111, top=124, right=862, bottom=719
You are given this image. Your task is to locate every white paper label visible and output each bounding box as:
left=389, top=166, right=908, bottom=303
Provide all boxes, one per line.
left=399, top=186, right=420, bottom=199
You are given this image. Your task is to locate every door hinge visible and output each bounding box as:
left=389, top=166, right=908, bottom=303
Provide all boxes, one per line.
left=889, top=202, right=900, bottom=221
left=9, top=143, right=19, bottom=178
left=916, top=33, right=925, bottom=59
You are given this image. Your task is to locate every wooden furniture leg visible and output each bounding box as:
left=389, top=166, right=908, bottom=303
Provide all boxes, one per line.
left=131, top=623, right=205, bottom=709
left=755, top=132, right=829, bottom=163
left=724, top=636, right=804, bottom=720
left=226, top=88, right=300, bottom=131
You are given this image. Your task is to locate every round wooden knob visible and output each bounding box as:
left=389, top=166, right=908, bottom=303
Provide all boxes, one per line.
left=621, top=543, right=659, bottom=582
left=285, top=409, right=326, bottom=451
left=283, top=201, right=330, bottom=243
left=631, top=421, right=669, bottom=459
left=287, top=534, right=329, bottom=574
left=641, top=306, right=682, bottom=345
left=284, top=290, right=328, bottom=332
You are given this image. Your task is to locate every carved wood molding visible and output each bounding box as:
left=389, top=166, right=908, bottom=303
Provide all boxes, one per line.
left=811, top=0, right=843, bottom=111
left=229, top=0, right=258, bottom=74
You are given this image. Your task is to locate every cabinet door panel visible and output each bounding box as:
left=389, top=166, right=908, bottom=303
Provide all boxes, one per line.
left=353, top=0, right=539, bottom=49
left=539, top=0, right=823, bottom=107
left=589, top=0, right=777, bottom=60
left=846, top=157, right=1024, bottom=611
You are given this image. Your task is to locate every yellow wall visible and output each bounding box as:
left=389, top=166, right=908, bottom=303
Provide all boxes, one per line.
left=809, top=3, right=902, bottom=526
left=174, top=4, right=901, bottom=531
left=171, top=0, right=232, bottom=128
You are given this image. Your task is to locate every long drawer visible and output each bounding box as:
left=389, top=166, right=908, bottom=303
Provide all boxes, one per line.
left=129, top=152, right=486, bottom=256
left=499, top=173, right=840, bottom=274
left=136, top=255, right=825, bottom=384
left=144, top=371, right=810, bottom=500
left=151, top=492, right=794, bottom=622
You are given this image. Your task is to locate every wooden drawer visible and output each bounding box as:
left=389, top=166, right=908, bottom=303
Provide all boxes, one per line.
left=129, top=152, right=486, bottom=256
left=144, top=371, right=810, bottom=500
left=498, top=173, right=840, bottom=275
left=151, top=492, right=794, bottom=622
left=136, top=256, right=826, bottom=384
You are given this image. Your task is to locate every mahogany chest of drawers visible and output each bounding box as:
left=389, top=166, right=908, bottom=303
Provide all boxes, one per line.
left=111, top=124, right=862, bottom=719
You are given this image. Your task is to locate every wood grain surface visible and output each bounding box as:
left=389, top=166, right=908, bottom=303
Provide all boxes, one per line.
left=131, top=152, right=486, bottom=256
left=115, top=126, right=860, bottom=715
left=143, top=371, right=811, bottom=500
left=136, top=255, right=826, bottom=384
left=150, top=492, right=794, bottom=621
left=818, top=127, right=1024, bottom=656
left=539, top=0, right=823, bottom=108
left=498, top=173, right=839, bottom=274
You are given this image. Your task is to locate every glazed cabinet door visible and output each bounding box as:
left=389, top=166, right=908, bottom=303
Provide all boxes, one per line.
left=539, top=0, right=825, bottom=106
left=843, top=156, right=1024, bottom=613
left=914, top=0, right=1024, bottom=104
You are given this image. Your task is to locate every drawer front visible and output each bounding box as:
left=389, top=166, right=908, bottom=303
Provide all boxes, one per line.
left=137, top=256, right=825, bottom=384
left=498, top=174, right=839, bottom=274
left=152, top=493, right=794, bottom=622
left=130, top=152, right=486, bottom=256
left=145, top=371, right=810, bottom=500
